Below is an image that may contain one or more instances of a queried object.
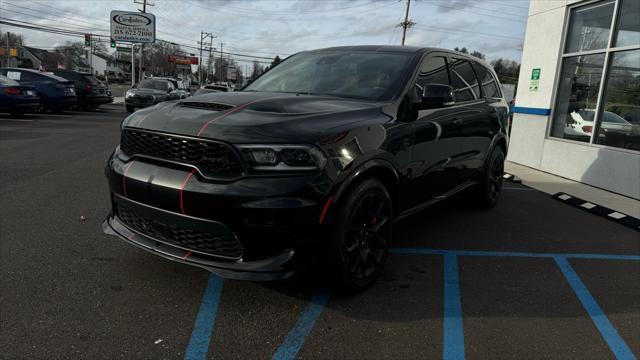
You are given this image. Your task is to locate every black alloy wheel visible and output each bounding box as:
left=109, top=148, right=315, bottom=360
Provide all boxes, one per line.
left=330, top=178, right=392, bottom=293
left=475, top=146, right=505, bottom=209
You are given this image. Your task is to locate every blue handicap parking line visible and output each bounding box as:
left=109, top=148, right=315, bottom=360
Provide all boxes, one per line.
left=272, top=291, right=331, bottom=360
left=555, top=257, right=637, bottom=360
left=390, top=248, right=640, bottom=261
left=392, top=247, right=638, bottom=360
left=185, top=274, right=224, bottom=360
left=185, top=249, right=637, bottom=359
left=444, top=253, right=465, bottom=360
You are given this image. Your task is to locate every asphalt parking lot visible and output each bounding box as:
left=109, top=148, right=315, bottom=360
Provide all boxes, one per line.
left=1, top=106, right=638, bottom=360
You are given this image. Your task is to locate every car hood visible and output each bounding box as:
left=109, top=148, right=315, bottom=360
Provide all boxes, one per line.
left=122, top=91, right=388, bottom=143
left=128, top=88, right=168, bottom=96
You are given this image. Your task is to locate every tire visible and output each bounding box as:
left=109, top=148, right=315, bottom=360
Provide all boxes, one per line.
left=329, top=178, right=393, bottom=293
left=126, top=105, right=135, bottom=113
left=473, top=146, right=505, bottom=209
left=9, top=111, right=24, bottom=118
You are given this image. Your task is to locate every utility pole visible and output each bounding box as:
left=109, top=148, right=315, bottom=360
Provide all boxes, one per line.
left=398, top=0, right=415, bottom=46
left=198, top=32, right=214, bottom=86
left=5, top=32, right=9, bottom=67
left=219, top=42, right=224, bottom=83
left=131, top=44, right=136, bottom=86
left=135, top=0, right=154, bottom=81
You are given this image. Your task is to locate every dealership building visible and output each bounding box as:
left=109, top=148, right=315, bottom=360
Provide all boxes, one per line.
left=508, top=0, right=639, bottom=199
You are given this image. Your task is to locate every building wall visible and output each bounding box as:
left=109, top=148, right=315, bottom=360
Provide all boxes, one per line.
left=508, top=0, right=640, bottom=199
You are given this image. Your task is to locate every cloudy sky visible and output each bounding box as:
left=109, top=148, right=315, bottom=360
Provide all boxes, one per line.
left=0, top=0, right=530, bottom=69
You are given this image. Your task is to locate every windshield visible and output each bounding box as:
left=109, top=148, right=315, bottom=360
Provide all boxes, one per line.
left=138, top=79, right=168, bottom=91
left=244, top=51, right=414, bottom=100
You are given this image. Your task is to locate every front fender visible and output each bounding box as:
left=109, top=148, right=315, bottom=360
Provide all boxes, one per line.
left=324, top=158, right=399, bottom=224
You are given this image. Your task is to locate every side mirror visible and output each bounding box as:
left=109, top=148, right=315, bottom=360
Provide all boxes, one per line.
left=420, top=84, right=455, bottom=109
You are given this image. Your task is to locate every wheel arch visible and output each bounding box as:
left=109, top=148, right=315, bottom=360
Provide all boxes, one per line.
left=328, top=159, right=400, bottom=224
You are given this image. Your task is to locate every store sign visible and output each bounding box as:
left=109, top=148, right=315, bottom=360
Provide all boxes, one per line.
left=110, top=10, right=156, bottom=43
left=0, top=48, right=18, bottom=57
left=116, top=46, right=132, bottom=53
left=529, top=68, right=541, bottom=91
left=167, top=55, right=199, bottom=65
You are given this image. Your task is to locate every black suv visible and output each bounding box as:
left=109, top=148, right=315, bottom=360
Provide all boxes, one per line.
left=124, top=78, right=182, bottom=112
left=53, top=70, right=112, bottom=109
left=103, top=46, right=508, bottom=291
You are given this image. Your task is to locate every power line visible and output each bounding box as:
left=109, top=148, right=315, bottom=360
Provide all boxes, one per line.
left=0, top=18, right=281, bottom=63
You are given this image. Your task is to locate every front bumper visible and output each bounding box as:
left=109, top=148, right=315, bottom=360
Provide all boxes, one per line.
left=103, top=151, right=331, bottom=280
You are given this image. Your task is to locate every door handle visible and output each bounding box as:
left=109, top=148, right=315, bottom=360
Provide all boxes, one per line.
left=453, top=118, right=463, bottom=125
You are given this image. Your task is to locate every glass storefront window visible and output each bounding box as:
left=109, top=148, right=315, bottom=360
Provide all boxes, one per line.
left=595, top=49, right=640, bottom=150
left=614, top=0, right=640, bottom=47
left=551, top=0, right=639, bottom=151
left=565, top=1, right=615, bottom=53
left=550, top=54, right=606, bottom=142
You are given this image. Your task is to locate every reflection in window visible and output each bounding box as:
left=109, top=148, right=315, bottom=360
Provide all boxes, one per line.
left=474, top=63, right=501, bottom=98
left=450, top=58, right=479, bottom=101
left=596, top=49, right=640, bottom=150
left=614, top=0, right=640, bottom=47
left=550, top=54, right=606, bottom=142
left=565, top=1, right=614, bottom=53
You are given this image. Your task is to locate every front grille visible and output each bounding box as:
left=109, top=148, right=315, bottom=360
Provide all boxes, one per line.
left=131, top=95, right=154, bottom=105
left=120, top=129, right=244, bottom=180
left=118, top=206, right=244, bottom=259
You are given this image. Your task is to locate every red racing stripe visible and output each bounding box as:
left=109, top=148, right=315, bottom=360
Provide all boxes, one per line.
left=196, top=99, right=261, bottom=136
left=318, top=196, right=334, bottom=224
left=179, top=169, right=197, bottom=214
left=122, top=161, right=134, bottom=197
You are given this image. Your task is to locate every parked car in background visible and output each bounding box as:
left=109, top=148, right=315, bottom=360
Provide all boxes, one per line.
left=564, top=109, right=633, bottom=140
left=0, top=74, right=40, bottom=116
left=0, top=68, right=77, bottom=112
left=124, top=78, right=181, bottom=112
left=104, top=46, right=509, bottom=292
left=150, top=77, right=191, bottom=99
left=53, top=70, right=113, bottom=109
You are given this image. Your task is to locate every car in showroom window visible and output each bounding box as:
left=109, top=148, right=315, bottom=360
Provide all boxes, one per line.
left=550, top=0, right=639, bottom=151
left=103, top=46, right=509, bottom=292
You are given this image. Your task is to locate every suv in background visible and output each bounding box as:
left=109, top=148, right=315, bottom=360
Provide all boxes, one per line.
left=54, top=70, right=113, bottom=109
left=124, top=78, right=182, bottom=113
left=0, top=68, right=77, bottom=112
left=103, top=46, right=509, bottom=292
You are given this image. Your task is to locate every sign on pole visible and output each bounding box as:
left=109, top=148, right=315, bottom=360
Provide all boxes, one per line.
left=167, top=54, right=199, bottom=65
left=110, top=10, right=156, bottom=43
left=529, top=68, right=540, bottom=91
left=117, top=46, right=132, bottom=53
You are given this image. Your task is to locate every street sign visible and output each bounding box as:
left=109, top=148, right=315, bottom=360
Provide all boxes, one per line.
left=117, top=46, right=132, bottom=53
left=110, top=10, right=156, bottom=43
left=529, top=68, right=541, bottom=91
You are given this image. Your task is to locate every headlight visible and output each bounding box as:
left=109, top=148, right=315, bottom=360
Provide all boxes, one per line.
left=125, top=90, right=134, bottom=98
left=237, top=145, right=326, bottom=171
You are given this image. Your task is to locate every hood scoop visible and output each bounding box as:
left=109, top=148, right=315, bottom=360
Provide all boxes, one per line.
left=179, top=101, right=234, bottom=111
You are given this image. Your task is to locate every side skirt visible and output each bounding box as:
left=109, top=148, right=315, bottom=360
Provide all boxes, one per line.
left=395, top=180, right=478, bottom=222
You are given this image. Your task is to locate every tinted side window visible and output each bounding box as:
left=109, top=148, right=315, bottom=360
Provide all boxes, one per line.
left=473, top=62, right=502, bottom=99
left=414, top=56, right=450, bottom=101
left=418, top=56, right=450, bottom=87
left=450, top=58, right=480, bottom=101
left=19, top=71, right=41, bottom=82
